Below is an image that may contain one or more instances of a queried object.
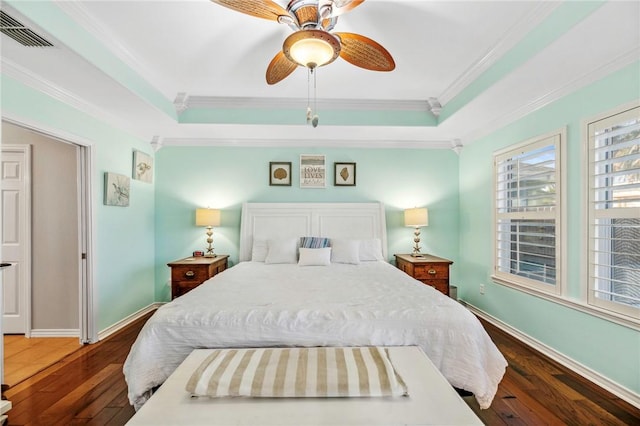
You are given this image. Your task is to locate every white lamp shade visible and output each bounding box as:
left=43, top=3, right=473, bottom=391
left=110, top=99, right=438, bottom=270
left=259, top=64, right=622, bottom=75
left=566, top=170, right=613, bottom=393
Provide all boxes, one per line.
left=195, top=208, right=221, bottom=227
left=404, top=207, right=429, bottom=227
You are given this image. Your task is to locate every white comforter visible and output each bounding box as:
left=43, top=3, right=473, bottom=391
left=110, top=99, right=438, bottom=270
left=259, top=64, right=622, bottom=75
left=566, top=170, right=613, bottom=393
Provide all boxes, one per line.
left=124, top=261, right=507, bottom=410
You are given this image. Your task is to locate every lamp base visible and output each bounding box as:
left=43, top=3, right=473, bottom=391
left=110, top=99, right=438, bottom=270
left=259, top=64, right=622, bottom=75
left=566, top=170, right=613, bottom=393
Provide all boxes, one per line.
left=203, top=226, right=215, bottom=258
left=411, top=227, right=423, bottom=257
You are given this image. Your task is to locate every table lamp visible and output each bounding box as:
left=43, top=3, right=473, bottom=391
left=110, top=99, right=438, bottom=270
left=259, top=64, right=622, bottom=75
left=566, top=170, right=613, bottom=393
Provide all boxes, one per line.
left=195, top=208, right=221, bottom=257
left=404, top=207, right=428, bottom=257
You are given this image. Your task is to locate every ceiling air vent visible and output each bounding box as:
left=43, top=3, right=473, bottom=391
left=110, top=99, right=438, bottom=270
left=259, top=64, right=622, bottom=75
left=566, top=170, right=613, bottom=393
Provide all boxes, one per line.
left=1, top=10, right=53, bottom=47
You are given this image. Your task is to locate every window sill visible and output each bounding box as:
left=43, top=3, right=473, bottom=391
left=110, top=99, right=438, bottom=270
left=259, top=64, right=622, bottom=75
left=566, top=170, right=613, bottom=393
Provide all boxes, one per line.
left=491, top=275, right=639, bottom=331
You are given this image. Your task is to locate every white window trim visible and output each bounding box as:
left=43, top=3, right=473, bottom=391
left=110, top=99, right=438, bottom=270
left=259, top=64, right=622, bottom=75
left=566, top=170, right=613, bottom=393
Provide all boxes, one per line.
left=492, top=128, right=567, bottom=297
left=584, top=102, right=640, bottom=324
left=486, top=103, right=640, bottom=332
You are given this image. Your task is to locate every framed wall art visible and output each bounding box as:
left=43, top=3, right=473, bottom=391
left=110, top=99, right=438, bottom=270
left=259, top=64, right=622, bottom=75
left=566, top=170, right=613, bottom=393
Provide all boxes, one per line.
left=133, top=150, right=153, bottom=183
left=334, top=162, right=356, bottom=186
left=104, top=172, right=130, bottom=206
left=300, top=154, right=326, bottom=188
left=269, top=162, right=292, bottom=186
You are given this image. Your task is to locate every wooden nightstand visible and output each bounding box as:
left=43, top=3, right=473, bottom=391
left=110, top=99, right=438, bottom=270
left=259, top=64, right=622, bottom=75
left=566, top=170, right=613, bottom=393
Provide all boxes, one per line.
left=168, top=255, right=229, bottom=299
left=394, top=254, right=453, bottom=296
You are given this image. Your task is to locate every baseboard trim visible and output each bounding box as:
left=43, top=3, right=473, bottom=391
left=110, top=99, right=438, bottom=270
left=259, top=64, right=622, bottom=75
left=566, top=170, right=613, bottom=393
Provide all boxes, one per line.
left=29, top=329, right=80, bottom=338
left=462, top=301, right=640, bottom=410
left=0, top=399, right=11, bottom=420
left=97, top=303, right=162, bottom=341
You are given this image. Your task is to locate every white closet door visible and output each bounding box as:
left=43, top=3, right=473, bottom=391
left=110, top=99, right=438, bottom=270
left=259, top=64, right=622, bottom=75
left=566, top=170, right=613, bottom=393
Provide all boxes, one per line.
left=1, top=145, right=31, bottom=334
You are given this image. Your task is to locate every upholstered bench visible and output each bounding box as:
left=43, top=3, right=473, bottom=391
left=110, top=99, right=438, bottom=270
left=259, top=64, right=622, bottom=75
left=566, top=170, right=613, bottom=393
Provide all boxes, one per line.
left=127, top=346, right=482, bottom=426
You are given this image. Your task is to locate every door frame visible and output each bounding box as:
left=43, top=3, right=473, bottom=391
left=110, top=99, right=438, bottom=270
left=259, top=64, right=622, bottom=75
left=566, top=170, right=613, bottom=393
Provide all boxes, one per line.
left=2, top=115, right=97, bottom=343
left=78, top=143, right=96, bottom=343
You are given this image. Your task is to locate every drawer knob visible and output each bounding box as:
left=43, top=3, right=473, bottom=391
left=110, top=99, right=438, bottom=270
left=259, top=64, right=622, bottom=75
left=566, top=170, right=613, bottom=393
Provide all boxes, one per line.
left=184, top=270, right=195, bottom=278
left=428, top=269, right=437, bottom=275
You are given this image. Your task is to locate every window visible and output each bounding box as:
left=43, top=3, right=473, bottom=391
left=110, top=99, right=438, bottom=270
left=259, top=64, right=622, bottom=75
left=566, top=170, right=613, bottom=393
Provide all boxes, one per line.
left=587, top=106, right=640, bottom=320
left=493, top=131, right=564, bottom=294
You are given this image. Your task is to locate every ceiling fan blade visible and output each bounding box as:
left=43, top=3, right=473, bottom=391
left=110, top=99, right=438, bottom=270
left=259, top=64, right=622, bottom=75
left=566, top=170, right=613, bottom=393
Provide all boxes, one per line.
left=334, top=32, right=395, bottom=72
left=331, top=0, right=365, bottom=16
left=211, top=0, right=288, bottom=22
left=266, top=51, right=298, bottom=85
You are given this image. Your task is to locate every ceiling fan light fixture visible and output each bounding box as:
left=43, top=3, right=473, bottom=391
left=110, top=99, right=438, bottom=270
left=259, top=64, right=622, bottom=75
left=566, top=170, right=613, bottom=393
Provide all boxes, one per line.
left=283, top=29, right=340, bottom=68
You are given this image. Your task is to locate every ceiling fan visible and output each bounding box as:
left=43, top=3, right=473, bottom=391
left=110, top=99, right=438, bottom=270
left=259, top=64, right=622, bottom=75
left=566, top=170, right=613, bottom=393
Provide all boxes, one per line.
left=211, top=0, right=396, bottom=85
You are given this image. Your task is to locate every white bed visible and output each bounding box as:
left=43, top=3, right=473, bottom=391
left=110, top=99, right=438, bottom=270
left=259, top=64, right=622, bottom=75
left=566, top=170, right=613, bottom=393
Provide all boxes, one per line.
left=123, top=202, right=507, bottom=412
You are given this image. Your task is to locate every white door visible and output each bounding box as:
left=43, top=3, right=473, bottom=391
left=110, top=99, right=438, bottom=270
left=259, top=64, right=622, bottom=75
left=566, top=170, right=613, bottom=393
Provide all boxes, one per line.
left=1, top=145, right=31, bottom=334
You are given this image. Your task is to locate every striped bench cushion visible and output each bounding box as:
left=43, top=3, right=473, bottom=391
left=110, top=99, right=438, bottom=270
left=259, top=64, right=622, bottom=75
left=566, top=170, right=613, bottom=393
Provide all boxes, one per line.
left=186, top=347, right=408, bottom=398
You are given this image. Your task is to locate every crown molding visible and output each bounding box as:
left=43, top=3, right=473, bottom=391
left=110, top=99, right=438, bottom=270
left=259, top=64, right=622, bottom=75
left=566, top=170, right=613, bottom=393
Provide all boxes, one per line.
left=1, top=57, right=443, bottom=147
left=2, top=59, right=85, bottom=109
left=3, top=111, right=96, bottom=148
left=451, top=139, right=463, bottom=155
left=160, top=137, right=453, bottom=150
left=183, top=95, right=430, bottom=112
left=461, top=46, right=640, bottom=145
left=1, top=58, right=148, bottom=141
left=438, top=1, right=561, bottom=106
left=54, top=0, right=172, bottom=99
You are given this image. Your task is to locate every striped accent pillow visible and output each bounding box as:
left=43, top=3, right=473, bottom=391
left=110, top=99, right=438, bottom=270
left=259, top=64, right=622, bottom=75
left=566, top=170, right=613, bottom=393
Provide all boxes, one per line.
left=299, top=236, right=330, bottom=249
left=186, top=347, right=408, bottom=398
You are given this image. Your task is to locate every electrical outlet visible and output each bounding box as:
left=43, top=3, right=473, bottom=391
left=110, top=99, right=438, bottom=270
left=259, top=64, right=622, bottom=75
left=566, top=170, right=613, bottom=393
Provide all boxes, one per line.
left=479, top=284, right=485, bottom=295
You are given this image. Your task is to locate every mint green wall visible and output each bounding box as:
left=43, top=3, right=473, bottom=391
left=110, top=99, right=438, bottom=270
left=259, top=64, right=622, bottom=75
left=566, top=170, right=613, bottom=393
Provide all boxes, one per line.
left=458, top=61, right=640, bottom=394
left=154, top=147, right=460, bottom=301
left=0, top=75, right=156, bottom=332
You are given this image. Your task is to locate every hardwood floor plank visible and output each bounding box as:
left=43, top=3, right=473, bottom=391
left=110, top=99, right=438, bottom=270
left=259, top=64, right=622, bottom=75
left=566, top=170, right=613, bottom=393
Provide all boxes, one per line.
left=4, top=336, right=81, bottom=386
left=463, top=395, right=509, bottom=426
left=35, top=364, right=121, bottom=425
left=103, top=406, right=136, bottom=426
left=499, top=377, right=563, bottom=424
left=75, top=372, right=127, bottom=419
left=573, top=398, right=631, bottom=426
left=554, top=373, right=640, bottom=425
left=4, top=313, right=153, bottom=425
left=474, top=319, right=640, bottom=425
left=83, top=407, right=120, bottom=425
left=109, top=388, right=133, bottom=409
left=490, top=393, right=530, bottom=426
left=7, top=348, right=92, bottom=397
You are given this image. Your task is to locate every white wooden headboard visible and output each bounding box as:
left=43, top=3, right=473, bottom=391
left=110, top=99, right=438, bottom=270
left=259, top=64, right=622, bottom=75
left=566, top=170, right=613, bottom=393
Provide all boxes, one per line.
left=239, top=202, right=387, bottom=262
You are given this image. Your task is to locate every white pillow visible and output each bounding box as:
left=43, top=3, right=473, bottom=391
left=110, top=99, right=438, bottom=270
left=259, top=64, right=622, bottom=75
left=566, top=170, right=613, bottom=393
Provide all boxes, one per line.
left=359, top=238, right=384, bottom=261
left=264, top=238, right=298, bottom=264
left=330, top=239, right=360, bottom=264
left=251, top=239, right=268, bottom=262
left=298, top=247, right=332, bottom=266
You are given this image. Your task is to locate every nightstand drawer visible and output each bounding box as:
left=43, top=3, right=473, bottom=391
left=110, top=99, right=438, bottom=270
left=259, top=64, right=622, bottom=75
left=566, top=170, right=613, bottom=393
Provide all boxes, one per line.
left=168, top=255, right=229, bottom=300
left=413, top=264, right=449, bottom=280
left=173, top=281, right=202, bottom=298
left=394, top=254, right=453, bottom=297
left=213, top=262, right=227, bottom=274
left=418, top=279, right=449, bottom=294
left=171, top=265, right=208, bottom=282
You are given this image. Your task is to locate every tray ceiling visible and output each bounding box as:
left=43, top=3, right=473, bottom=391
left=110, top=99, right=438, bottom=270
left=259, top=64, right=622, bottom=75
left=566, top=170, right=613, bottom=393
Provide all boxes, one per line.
left=1, top=1, right=638, bottom=150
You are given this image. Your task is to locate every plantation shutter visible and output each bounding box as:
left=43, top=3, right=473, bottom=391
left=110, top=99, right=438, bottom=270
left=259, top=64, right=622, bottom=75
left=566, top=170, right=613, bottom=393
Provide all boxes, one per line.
left=588, top=106, right=640, bottom=318
left=494, top=134, right=561, bottom=293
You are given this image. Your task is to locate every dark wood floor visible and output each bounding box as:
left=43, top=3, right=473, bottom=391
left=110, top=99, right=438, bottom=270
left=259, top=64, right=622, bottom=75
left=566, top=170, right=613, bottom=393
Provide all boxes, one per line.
left=4, top=311, right=639, bottom=425
left=463, top=320, right=640, bottom=425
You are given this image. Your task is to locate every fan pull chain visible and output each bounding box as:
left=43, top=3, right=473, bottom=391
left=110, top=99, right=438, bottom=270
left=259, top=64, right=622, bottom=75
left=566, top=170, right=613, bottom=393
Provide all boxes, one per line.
left=306, top=67, right=312, bottom=124
left=305, top=67, right=319, bottom=128
left=312, top=67, right=319, bottom=128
